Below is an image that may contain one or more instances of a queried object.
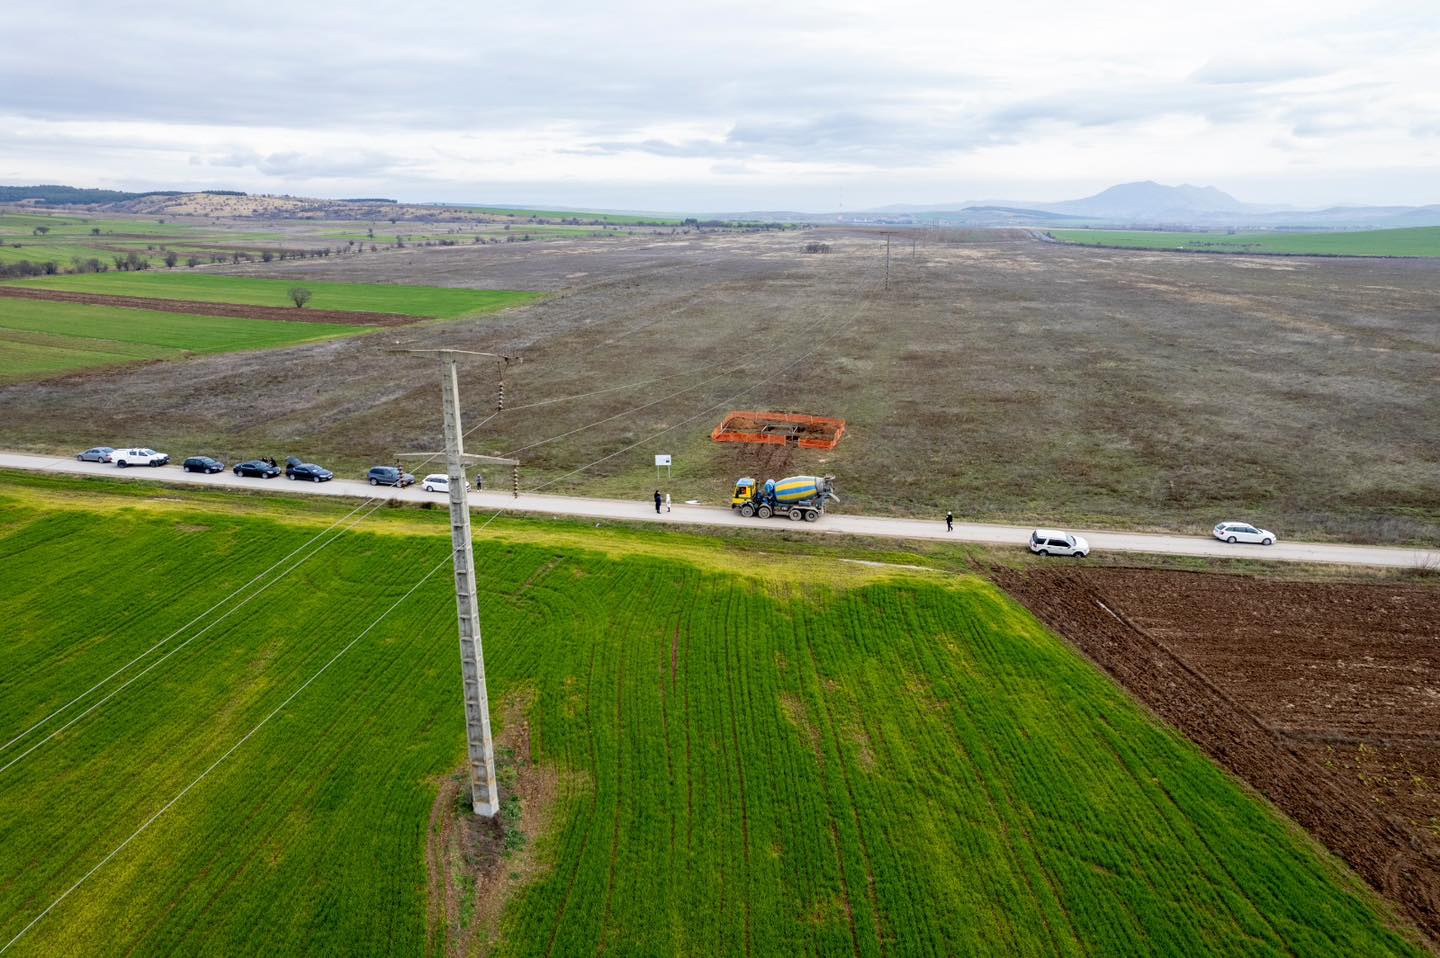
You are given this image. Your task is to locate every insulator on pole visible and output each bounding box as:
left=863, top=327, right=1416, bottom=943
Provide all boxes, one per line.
left=512, top=464, right=519, bottom=499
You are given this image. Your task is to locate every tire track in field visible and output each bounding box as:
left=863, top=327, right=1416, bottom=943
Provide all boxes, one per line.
left=1085, top=703, right=1280, bottom=950
left=896, top=617, right=1053, bottom=956
left=543, top=643, right=601, bottom=958
left=593, top=609, right=629, bottom=958
left=793, top=610, right=863, bottom=958
left=723, top=605, right=754, bottom=958
left=659, top=620, right=678, bottom=855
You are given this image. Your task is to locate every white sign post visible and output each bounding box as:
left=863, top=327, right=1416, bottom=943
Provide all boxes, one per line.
left=655, top=454, right=672, bottom=479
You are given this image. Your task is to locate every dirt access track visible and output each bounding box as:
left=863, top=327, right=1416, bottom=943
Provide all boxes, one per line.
left=0, top=283, right=415, bottom=327
left=997, top=567, right=1440, bottom=947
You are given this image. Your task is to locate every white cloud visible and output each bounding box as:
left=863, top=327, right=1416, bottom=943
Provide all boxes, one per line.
left=0, top=0, right=1437, bottom=209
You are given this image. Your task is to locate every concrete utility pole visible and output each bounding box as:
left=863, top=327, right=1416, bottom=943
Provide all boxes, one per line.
left=884, top=235, right=891, bottom=290
left=399, top=348, right=517, bottom=818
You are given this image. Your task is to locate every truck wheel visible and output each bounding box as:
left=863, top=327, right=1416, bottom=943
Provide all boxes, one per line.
left=739, top=504, right=754, bottom=518
left=757, top=506, right=772, bottom=519
left=788, top=509, right=803, bottom=521
left=804, top=510, right=818, bottom=522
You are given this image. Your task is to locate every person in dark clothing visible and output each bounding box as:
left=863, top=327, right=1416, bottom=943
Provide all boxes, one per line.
left=654, top=490, right=663, bottom=514
left=945, top=511, right=953, bottom=532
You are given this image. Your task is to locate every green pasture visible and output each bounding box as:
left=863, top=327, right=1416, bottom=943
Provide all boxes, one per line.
left=0, top=299, right=368, bottom=383
left=1050, top=226, right=1440, bottom=257
left=3, top=273, right=543, bottom=317
left=0, top=479, right=1421, bottom=955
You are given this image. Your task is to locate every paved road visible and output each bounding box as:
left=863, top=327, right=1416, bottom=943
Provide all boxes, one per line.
left=3, top=452, right=1434, bottom=569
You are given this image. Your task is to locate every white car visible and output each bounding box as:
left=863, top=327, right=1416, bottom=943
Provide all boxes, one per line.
left=1213, top=521, right=1276, bottom=545
left=1029, top=529, right=1090, bottom=558
left=421, top=473, right=470, bottom=493
left=112, top=447, right=169, bottom=468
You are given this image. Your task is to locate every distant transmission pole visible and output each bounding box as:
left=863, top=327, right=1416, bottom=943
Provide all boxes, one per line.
left=884, top=234, right=891, bottom=290
left=399, top=348, right=517, bottom=818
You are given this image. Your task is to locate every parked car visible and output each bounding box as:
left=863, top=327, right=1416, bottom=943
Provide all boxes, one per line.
left=76, top=446, right=114, bottom=463
left=233, top=459, right=281, bottom=479
left=113, top=447, right=169, bottom=468
left=1029, top=529, right=1090, bottom=558
left=367, top=466, right=415, bottom=488
left=421, top=473, right=470, bottom=493
left=1213, top=521, right=1276, bottom=545
left=182, top=456, right=225, bottom=474
left=285, top=456, right=334, bottom=482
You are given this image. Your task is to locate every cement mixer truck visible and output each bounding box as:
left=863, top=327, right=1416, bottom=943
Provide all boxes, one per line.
left=730, top=475, right=838, bottom=522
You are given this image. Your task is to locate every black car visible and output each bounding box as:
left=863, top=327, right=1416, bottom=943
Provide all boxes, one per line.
left=183, top=456, right=225, bottom=474
left=234, top=459, right=282, bottom=478
left=77, top=446, right=114, bottom=463
left=367, top=465, right=415, bottom=487
left=285, top=456, right=334, bottom=482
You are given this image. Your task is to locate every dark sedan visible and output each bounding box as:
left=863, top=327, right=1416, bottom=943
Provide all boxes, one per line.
left=77, top=447, right=114, bottom=463
left=183, top=456, right=225, bottom=474
left=285, top=456, right=334, bottom=482
left=233, top=459, right=282, bottom=479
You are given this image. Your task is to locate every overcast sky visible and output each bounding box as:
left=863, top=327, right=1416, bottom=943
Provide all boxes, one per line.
left=2, top=1, right=1437, bottom=211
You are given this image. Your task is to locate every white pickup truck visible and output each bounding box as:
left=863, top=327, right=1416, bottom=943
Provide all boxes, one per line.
left=113, top=447, right=170, bottom=468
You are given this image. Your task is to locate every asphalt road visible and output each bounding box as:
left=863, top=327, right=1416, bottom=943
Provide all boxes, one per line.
left=3, top=452, right=1434, bottom=569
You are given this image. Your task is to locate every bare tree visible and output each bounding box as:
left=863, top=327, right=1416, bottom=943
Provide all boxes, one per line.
left=289, top=287, right=313, bottom=308
left=164, top=251, right=179, bottom=268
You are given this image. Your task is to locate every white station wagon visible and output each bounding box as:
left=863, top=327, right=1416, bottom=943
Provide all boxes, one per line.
left=420, top=473, right=470, bottom=494
left=1213, top=522, right=1276, bottom=545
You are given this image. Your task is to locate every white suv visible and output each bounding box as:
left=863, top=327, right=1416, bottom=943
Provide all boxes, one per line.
left=421, top=473, right=470, bottom=493
left=1213, top=522, right=1275, bottom=545
left=1029, top=529, right=1090, bottom=558
left=113, top=447, right=170, bottom=468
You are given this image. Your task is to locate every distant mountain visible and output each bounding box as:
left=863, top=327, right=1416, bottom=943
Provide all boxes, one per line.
left=1045, top=181, right=1250, bottom=218
left=846, top=182, right=1440, bottom=229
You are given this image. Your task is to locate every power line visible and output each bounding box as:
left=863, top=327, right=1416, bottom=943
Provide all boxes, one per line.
left=0, top=497, right=376, bottom=756
left=0, top=264, right=882, bottom=950
left=0, top=545, right=460, bottom=955
left=0, top=501, right=386, bottom=778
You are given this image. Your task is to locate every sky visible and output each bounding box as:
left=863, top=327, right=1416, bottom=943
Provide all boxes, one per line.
left=2, top=0, right=1438, bottom=212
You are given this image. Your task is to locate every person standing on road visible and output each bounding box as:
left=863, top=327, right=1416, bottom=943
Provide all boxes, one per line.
left=654, top=490, right=663, bottom=514
left=946, top=511, right=953, bottom=532
left=665, top=492, right=672, bottom=513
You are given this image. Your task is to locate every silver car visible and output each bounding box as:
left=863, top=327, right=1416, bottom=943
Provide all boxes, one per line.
left=77, top=446, right=114, bottom=463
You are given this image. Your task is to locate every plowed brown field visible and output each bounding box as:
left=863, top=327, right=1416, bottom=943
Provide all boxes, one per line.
left=996, top=567, right=1440, bottom=947
left=0, top=283, right=414, bottom=326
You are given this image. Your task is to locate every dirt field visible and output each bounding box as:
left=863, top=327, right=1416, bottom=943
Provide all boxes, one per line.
left=0, top=284, right=413, bottom=326
left=1, top=229, right=1435, bottom=542
left=996, top=566, right=1440, bottom=946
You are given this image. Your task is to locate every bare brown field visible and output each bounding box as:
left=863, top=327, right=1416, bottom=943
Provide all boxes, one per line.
left=996, top=566, right=1440, bottom=946
left=1, top=229, right=1436, bottom=542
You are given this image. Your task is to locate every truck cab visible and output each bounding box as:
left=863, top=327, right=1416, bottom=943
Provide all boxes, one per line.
left=731, top=477, right=757, bottom=507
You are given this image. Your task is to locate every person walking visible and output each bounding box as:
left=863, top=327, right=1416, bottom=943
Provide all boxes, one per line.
left=654, top=490, right=663, bottom=514
left=945, top=511, right=954, bottom=532
left=665, top=492, right=672, bottom=513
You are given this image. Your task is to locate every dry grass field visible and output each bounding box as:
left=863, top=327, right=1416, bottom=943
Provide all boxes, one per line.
left=1, top=229, right=1435, bottom=544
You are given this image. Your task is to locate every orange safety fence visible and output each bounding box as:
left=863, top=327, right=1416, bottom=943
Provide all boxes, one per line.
left=710, top=411, right=847, bottom=450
